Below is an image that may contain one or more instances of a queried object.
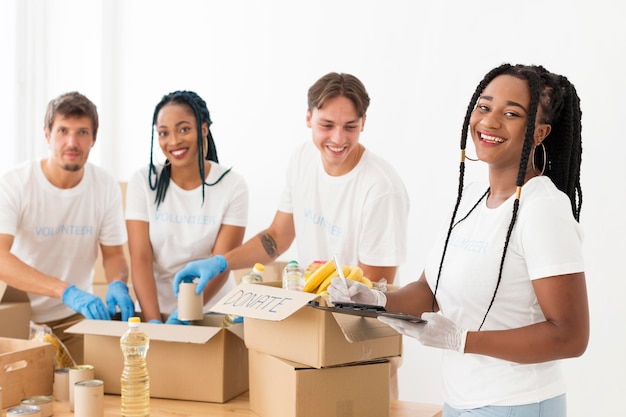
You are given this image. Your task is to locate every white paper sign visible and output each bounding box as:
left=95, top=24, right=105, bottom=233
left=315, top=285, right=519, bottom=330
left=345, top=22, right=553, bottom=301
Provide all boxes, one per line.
left=209, top=283, right=318, bottom=321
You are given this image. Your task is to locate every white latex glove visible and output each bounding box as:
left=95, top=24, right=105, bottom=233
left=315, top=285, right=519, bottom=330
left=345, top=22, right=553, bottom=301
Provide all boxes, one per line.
left=328, top=277, right=387, bottom=306
left=378, top=312, right=468, bottom=353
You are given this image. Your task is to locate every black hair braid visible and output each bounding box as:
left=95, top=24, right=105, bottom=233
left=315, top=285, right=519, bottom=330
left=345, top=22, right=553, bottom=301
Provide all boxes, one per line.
left=527, top=71, right=583, bottom=221
left=148, top=90, right=231, bottom=208
left=431, top=64, right=511, bottom=312
left=546, top=83, right=571, bottom=193
left=187, top=97, right=211, bottom=205
left=148, top=98, right=171, bottom=206
left=570, top=83, right=583, bottom=220
left=546, top=76, right=583, bottom=220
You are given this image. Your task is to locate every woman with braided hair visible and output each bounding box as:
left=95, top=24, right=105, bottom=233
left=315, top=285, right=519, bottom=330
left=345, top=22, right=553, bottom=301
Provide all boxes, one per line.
left=126, top=90, right=248, bottom=324
left=329, top=64, right=588, bottom=416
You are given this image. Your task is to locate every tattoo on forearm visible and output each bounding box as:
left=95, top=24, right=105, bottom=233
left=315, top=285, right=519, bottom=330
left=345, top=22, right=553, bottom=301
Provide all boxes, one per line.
left=259, top=233, right=278, bottom=258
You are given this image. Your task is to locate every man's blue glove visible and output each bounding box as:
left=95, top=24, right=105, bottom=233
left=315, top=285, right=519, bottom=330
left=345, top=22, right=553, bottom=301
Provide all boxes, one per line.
left=62, top=285, right=111, bottom=320
left=105, top=280, right=135, bottom=322
left=148, top=319, right=163, bottom=324
left=164, top=309, right=189, bottom=325
left=173, top=255, right=227, bottom=296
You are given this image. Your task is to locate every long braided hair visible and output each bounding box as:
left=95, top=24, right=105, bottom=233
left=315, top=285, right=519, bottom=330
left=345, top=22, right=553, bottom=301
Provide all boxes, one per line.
left=432, top=64, right=583, bottom=330
left=148, top=90, right=230, bottom=208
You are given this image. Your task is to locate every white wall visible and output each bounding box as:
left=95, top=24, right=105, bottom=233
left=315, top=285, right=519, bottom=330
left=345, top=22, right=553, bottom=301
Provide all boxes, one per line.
left=2, top=1, right=624, bottom=415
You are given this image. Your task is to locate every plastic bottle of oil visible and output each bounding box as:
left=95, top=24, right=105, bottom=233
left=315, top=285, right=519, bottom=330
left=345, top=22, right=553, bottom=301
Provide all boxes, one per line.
left=120, top=317, right=150, bottom=417
left=241, top=263, right=265, bottom=284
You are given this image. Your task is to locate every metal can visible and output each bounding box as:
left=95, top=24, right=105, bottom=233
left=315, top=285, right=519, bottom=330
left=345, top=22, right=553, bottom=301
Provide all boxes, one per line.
left=74, top=379, right=104, bottom=417
left=178, top=281, right=204, bottom=321
left=69, top=364, right=95, bottom=411
left=21, top=396, right=53, bottom=417
left=6, top=405, right=42, bottom=416
left=54, top=367, right=70, bottom=401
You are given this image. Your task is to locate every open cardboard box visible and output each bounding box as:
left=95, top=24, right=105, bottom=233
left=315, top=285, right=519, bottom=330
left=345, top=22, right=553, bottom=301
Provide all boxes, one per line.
left=0, top=337, right=55, bottom=408
left=66, top=314, right=248, bottom=403
left=210, top=282, right=402, bottom=368
left=0, top=282, right=31, bottom=339
left=249, top=349, right=390, bottom=417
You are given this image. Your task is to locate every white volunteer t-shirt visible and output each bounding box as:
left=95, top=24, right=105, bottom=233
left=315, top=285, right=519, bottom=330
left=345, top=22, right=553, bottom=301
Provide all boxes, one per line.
left=424, top=177, right=584, bottom=408
left=278, top=141, right=410, bottom=272
left=0, top=161, right=127, bottom=322
left=125, top=162, right=248, bottom=313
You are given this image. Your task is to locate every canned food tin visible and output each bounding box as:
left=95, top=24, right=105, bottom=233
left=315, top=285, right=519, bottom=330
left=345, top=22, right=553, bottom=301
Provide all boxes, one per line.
left=69, top=364, right=95, bottom=411
left=54, top=367, right=70, bottom=401
left=74, top=379, right=104, bottom=417
left=178, top=281, right=204, bottom=321
left=6, top=405, right=42, bottom=416
left=21, top=396, right=53, bottom=417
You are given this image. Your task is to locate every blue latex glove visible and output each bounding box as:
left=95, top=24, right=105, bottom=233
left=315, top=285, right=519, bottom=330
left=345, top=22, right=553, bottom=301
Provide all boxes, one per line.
left=173, top=255, right=227, bottom=296
left=164, top=309, right=189, bottom=325
left=62, top=285, right=111, bottom=320
left=105, top=280, right=135, bottom=322
left=148, top=319, right=163, bottom=324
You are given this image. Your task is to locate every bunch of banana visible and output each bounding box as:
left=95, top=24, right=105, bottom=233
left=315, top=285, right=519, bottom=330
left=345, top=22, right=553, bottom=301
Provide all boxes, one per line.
left=303, top=259, right=373, bottom=294
left=304, top=260, right=326, bottom=279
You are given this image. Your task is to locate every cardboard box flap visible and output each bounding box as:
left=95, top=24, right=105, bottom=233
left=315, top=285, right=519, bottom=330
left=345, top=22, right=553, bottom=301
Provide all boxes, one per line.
left=224, top=321, right=244, bottom=339
left=67, top=319, right=228, bottom=344
left=0, top=282, right=30, bottom=302
left=210, top=282, right=317, bottom=321
left=330, top=312, right=399, bottom=343
left=196, top=312, right=245, bottom=339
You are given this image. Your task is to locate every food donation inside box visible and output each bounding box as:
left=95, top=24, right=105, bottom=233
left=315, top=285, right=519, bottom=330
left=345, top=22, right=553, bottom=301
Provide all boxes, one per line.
left=210, top=281, right=402, bottom=368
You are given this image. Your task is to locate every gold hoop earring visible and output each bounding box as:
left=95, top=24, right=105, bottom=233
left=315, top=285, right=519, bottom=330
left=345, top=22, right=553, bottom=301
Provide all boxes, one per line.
left=531, top=143, right=547, bottom=176
left=461, top=149, right=480, bottom=162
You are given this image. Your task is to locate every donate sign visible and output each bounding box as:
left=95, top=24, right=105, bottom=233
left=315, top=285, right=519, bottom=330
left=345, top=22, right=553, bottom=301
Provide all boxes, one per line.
left=210, top=283, right=318, bottom=321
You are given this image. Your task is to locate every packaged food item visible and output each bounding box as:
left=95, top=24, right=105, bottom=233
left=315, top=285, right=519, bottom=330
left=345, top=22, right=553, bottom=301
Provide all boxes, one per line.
left=7, top=405, right=41, bottom=416
left=21, top=396, right=53, bottom=417
left=69, top=365, right=94, bottom=411
left=282, top=260, right=305, bottom=291
left=241, top=263, right=265, bottom=284
left=120, top=317, right=150, bottom=417
left=74, top=379, right=104, bottom=417
left=30, top=322, right=76, bottom=369
left=177, top=281, right=204, bottom=321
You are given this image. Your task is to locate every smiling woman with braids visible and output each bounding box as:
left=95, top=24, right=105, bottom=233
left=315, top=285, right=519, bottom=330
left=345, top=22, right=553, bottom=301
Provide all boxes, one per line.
left=125, top=91, right=248, bottom=324
left=329, top=64, right=588, bottom=416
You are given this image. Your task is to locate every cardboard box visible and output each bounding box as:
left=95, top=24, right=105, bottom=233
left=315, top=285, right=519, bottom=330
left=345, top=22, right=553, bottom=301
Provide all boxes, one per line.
left=0, top=337, right=55, bottom=408
left=0, top=282, right=31, bottom=339
left=210, top=282, right=402, bottom=368
left=67, top=314, right=248, bottom=403
left=249, top=349, right=390, bottom=417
